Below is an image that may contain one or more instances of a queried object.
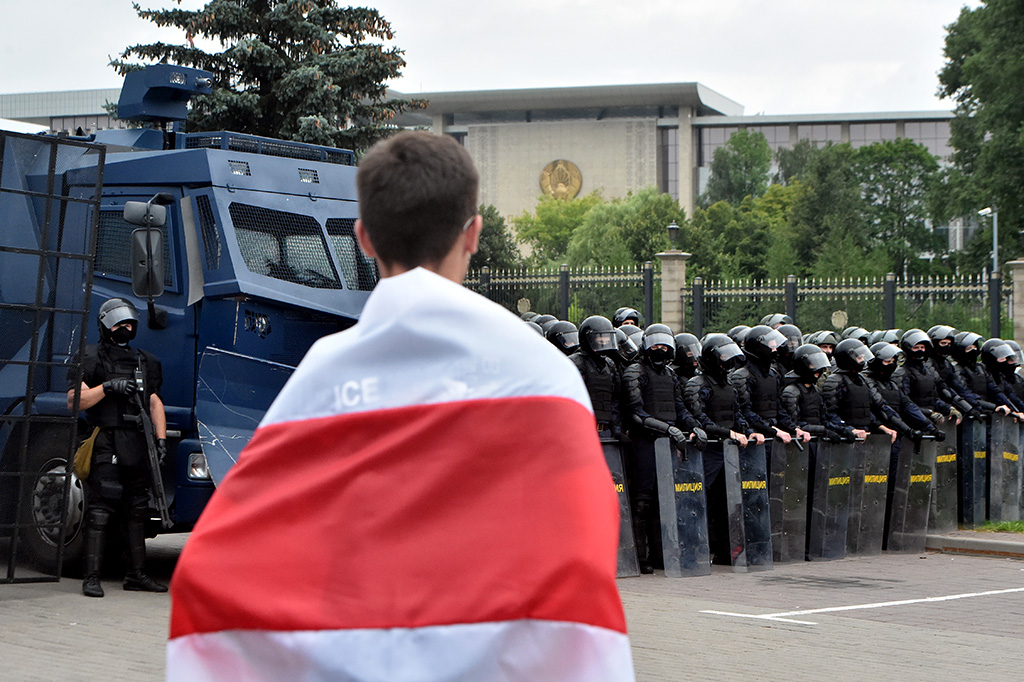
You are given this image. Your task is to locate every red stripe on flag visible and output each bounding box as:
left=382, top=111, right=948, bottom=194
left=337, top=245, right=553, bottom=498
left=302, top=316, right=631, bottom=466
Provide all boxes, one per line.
left=170, top=396, right=625, bottom=639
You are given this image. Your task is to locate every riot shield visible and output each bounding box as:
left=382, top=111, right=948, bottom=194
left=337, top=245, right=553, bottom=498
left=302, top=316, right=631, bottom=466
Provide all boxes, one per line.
left=770, top=439, right=809, bottom=563
left=721, top=440, right=773, bottom=572
left=928, top=421, right=959, bottom=534
left=847, top=435, right=890, bottom=556
left=807, top=440, right=853, bottom=561
left=654, top=438, right=710, bottom=577
left=603, top=439, right=640, bottom=577
left=987, top=414, right=1021, bottom=522
left=957, top=418, right=987, bottom=527
left=887, top=436, right=936, bottom=553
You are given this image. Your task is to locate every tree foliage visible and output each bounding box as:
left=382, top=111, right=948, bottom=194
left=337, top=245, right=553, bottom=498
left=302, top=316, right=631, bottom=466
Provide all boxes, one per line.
left=512, top=192, right=603, bottom=265
left=939, top=0, right=1024, bottom=243
left=470, top=205, right=522, bottom=271
left=702, top=129, right=772, bottom=206
left=113, top=0, right=424, bottom=152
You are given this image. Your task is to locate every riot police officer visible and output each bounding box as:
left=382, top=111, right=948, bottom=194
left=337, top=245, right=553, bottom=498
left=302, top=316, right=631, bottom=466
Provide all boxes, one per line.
left=732, top=325, right=811, bottom=445
left=672, top=333, right=701, bottom=380
left=545, top=320, right=580, bottom=356
left=569, top=316, right=622, bottom=437
left=822, top=339, right=910, bottom=444
left=68, top=298, right=168, bottom=598
left=896, top=329, right=963, bottom=427
left=613, top=307, right=642, bottom=328
left=622, top=324, right=706, bottom=573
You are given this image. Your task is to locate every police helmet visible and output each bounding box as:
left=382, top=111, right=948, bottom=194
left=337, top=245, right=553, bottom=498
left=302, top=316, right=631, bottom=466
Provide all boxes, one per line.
left=868, top=341, right=903, bottom=376
left=775, top=323, right=803, bottom=369
left=533, top=314, right=557, bottom=330
left=899, top=329, right=932, bottom=360
left=793, top=344, right=831, bottom=382
left=673, top=333, right=701, bottom=377
left=760, top=313, right=793, bottom=328
left=545, top=320, right=579, bottom=355
left=525, top=321, right=544, bottom=336
left=842, top=326, right=872, bottom=344
left=613, top=307, right=642, bottom=328
left=981, top=338, right=1014, bottom=376
left=619, top=323, right=644, bottom=350
left=521, top=312, right=540, bottom=322
left=727, top=325, right=751, bottom=345
left=744, top=325, right=786, bottom=364
left=834, top=338, right=873, bottom=372
left=952, top=331, right=983, bottom=364
left=814, top=330, right=840, bottom=351
left=97, top=297, right=139, bottom=343
left=614, top=327, right=639, bottom=363
left=642, top=324, right=676, bottom=364
left=700, top=333, right=746, bottom=378
left=579, top=316, right=618, bottom=356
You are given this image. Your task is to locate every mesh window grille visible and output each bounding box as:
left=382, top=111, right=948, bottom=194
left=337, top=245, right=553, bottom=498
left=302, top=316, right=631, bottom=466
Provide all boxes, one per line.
left=326, top=218, right=379, bottom=291
left=229, top=203, right=342, bottom=289
left=95, top=211, right=172, bottom=286
left=194, top=195, right=221, bottom=269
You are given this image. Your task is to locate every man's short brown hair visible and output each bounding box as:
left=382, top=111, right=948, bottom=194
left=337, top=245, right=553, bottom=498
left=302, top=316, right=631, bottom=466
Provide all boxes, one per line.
left=357, top=131, right=479, bottom=269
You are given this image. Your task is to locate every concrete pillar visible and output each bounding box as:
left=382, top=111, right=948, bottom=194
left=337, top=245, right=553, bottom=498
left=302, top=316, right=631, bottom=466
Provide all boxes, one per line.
left=1007, top=260, right=1024, bottom=344
left=677, top=106, right=695, bottom=218
left=656, top=250, right=692, bottom=334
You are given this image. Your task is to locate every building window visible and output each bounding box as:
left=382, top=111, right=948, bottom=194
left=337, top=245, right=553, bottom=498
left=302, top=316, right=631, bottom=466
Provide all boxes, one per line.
left=849, top=122, right=898, bottom=148
left=904, top=120, right=952, bottom=159
left=796, top=124, right=842, bottom=146
left=699, top=126, right=738, bottom=168
left=658, top=127, right=678, bottom=200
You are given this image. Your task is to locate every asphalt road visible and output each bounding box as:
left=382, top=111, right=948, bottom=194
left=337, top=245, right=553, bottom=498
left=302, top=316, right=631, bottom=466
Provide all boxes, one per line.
left=2, top=535, right=1023, bottom=681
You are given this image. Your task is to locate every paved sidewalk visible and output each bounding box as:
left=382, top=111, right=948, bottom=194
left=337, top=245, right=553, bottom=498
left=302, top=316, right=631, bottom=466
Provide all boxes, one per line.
left=1, top=533, right=1023, bottom=681
left=927, top=528, right=1024, bottom=559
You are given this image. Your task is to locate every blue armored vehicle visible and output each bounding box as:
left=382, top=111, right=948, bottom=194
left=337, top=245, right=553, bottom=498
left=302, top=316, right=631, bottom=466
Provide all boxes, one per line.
left=0, top=64, right=375, bottom=577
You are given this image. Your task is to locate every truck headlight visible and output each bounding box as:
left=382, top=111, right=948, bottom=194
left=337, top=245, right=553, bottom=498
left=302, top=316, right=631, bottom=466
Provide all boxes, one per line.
left=188, top=453, right=211, bottom=481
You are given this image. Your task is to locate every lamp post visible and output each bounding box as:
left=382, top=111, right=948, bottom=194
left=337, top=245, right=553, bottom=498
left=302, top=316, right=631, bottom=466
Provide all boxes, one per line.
left=979, top=206, right=998, bottom=274
left=667, top=220, right=680, bottom=250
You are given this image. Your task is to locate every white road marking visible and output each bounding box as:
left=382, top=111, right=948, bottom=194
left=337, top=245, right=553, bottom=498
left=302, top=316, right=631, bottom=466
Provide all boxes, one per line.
left=701, top=586, right=1024, bottom=625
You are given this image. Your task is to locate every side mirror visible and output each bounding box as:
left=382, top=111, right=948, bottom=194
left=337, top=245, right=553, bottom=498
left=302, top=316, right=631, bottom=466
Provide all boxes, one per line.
left=123, top=192, right=174, bottom=227
left=131, top=228, right=165, bottom=298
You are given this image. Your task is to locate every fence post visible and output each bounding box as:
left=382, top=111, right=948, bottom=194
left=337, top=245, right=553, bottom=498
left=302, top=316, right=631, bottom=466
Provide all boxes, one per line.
left=559, top=264, right=570, bottom=321
left=692, top=277, right=704, bottom=339
left=480, top=266, right=491, bottom=301
left=1008, top=260, right=1024, bottom=344
left=884, top=272, right=896, bottom=329
left=990, top=270, right=1002, bottom=339
left=785, top=274, right=797, bottom=321
left=655, top=250, right=691, bottom=332
left=643, top=261, right=654, bottom=327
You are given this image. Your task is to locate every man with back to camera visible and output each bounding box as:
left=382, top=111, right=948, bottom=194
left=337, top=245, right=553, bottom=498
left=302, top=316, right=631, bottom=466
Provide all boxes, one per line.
left=166, top=131, right=635, bottom=682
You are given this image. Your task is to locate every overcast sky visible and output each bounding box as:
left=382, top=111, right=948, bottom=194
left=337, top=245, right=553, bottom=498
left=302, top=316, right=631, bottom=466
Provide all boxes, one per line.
left=1, top=0, right=980, bottom=115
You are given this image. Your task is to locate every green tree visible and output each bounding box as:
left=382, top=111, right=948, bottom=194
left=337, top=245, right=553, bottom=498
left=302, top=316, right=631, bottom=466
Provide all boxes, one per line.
left=470, top=205, right=522, bottom=271
left=113, top=0, right=423, bottom=152
left=512, top=192, right=603, bottom=265
left=939, top=0, right=1024, bottom=245
left=565, top=203, right=633, bottom=268
left=853, top=139, right=942, bottom=276
left=702, top=129, right=772, bottom=206
left=773, top=139, right=818, bottom=186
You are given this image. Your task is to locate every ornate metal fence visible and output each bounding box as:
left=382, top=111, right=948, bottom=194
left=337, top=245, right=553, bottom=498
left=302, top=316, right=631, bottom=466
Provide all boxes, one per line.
left=686, top=272, right=1010, bottom=337
left=465, top=262, right=658, bottom=325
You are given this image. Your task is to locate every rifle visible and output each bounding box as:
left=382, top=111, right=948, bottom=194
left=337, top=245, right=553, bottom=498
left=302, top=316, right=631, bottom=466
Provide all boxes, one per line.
left=127, top=368, right=173, bottom=529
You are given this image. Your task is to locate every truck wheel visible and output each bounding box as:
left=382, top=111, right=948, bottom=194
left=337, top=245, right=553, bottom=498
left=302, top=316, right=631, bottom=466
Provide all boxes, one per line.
left=18, top=427, right=86, bottom=574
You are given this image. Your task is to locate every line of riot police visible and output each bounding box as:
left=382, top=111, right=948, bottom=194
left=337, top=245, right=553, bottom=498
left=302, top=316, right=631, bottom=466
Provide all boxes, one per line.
left=522, top=308, right=1024, bottom=576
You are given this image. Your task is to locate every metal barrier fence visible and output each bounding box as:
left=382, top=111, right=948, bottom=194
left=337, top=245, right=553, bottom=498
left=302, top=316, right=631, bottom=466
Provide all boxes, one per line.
left=687, top=272, right=1012, bottom=338
left=465, top=262, right=658, bottom=325
left=466, top=264, right=1012, bottom=339
left=0, top=132, right=105, bottom=583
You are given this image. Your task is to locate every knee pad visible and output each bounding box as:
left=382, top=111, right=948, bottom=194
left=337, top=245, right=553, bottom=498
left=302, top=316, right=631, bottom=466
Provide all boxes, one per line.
left=86, top=507, right=112, bottom=531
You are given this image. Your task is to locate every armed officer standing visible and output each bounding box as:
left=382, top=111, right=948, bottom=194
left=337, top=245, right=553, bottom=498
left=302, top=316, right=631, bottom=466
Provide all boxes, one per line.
left=68, top=298, right=168, bottom=598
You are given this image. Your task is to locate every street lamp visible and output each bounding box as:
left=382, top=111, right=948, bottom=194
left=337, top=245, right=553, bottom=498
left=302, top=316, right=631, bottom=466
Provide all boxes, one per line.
left=667, top=220, right=680, bottom=250
left=978, top=207, right=998, bottom=274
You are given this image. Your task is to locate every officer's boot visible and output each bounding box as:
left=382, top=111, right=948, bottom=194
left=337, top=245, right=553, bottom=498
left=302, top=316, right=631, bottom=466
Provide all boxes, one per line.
left=123, top=518, right=167, bottom=593
left=81, top=509, right=108, bottom=598
left=633, top=499, right=654, bottom=574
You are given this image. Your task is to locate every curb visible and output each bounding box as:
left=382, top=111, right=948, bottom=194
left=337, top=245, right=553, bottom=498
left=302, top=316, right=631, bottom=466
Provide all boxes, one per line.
left=926, top=533, right=1024, bottom=560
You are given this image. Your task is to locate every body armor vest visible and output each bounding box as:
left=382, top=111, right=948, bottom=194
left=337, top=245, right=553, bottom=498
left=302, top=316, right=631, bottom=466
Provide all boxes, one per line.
left=795, top=383, right=823, bottom=425
left=574, top=355, right=615, bottom=423
left=704, top=377, right=736, bottom=428
left=871, top=376, right=900, bottom=409
left=748, top=363, right=779, bottom=420
left=838, top=373, right=873, bottom=428
left=963, top=364, right=988, bottom=397
left=640, top=363, right=677, bottom=422
left=904, top=362, right=937, bottom=409
left=84, top=345, right=146, bottom=428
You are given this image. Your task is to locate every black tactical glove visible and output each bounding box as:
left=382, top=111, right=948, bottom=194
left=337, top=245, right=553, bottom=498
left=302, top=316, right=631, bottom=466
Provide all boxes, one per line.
left=666, top=426, right=688, bottom=448
left=841, top=429, right=857, bottom=443
left=102, top=378, right=137, bottom=397
left=929, top=411, right=945, bottom=425
left=931, top=428, right=946, bottom=442
left=909, top=429, right=925, bottom=444
left=156, top=438, right=167, bottom=465
left=692, top=426, right=708, bottom=451
left=824, top=429, right=842, bottom=443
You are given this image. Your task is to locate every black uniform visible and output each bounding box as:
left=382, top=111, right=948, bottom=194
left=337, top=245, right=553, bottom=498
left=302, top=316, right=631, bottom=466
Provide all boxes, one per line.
left=569, top=351, right=621, bottom=436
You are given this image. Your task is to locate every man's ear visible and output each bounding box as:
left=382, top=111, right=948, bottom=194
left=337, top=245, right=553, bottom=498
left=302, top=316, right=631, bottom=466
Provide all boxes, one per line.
left=463, top=215, right=482, bottom=256
left=355, top=219, right=378, bottom=259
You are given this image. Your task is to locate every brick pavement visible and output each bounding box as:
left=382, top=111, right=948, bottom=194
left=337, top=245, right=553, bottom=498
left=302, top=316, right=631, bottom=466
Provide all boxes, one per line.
left=1, top=534, right=1023, bottom=681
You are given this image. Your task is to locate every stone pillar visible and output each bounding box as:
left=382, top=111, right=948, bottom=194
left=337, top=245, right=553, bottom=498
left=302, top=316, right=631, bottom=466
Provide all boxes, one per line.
left=677, top=106, right=696, bottom=218
left=656, top=250, right=691, bottom=334
left=1007, top=260, right=1024, bottom=344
